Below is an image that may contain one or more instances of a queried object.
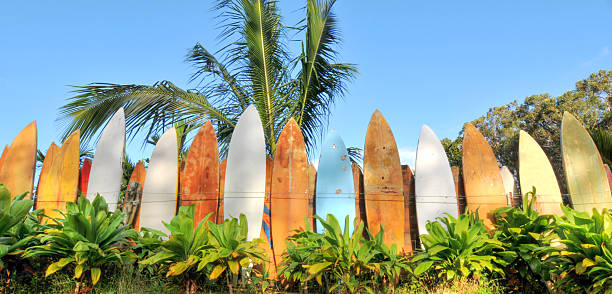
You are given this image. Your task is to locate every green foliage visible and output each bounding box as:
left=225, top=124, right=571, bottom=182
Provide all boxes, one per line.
left=58, top=0, right=357, bottom=156
left=589, top=128, right=612, bottom=167
left=278, top=215, right=412, bottom=293
left=23, top=195, right=138, bottom=287
left=440, top=137, right=463, bottom=167
left=552, top=206, right=612, bottom=293
left=0, top=185, right=34, bottom=269
left=493, top=187, right=558, bottom=292
left=413, top=211, right=514, bottom=282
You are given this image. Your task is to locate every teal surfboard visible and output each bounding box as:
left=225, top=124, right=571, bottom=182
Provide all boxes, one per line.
left=315, top=130, right=355, bottom=233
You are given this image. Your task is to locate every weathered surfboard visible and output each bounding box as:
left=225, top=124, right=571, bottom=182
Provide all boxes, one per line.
left=518, top=130, right=563, bottom=215
left=139, top=128, right=178, bottom=234
left=415, top=125, right=459, bottom=237
left=37, top=131, right=80, bottom=221
left=0, top=145, right=9, bottom=176
left=606, top=166, right=612, bottom=198
left=308, top=164, right=316, bottom=229
left=364, top=110, right=404, bottom=247
left=500, top=166, right=516, bottom=206
left=35, top=143, right=59, bottom=210
left=0, top=121, right=37, bottom=198
left=78, top=158, right=92, bottom=196
left=260, top=157, right=275, bottom=277
left=561, top=112, right=612, bottom=212
left=180, top=122, right=219, bottom=225
left=352, top=162, right=366, bottom=228
left=315, top=130, right=355, bottom=233
left=462, top=123, right=506, bottom=229
left=217, top=159, right=227, bottom=224
left=401, top=165, right=416, bottom=251
left=86, top=108, right=125, bottom=211
left=224, top=105, right=266, bottom=241
left=127, top=161, right=146, bottom=229
left=271, top=118, right=309, bottom=266
left=450, top=166, right=466, bottom=214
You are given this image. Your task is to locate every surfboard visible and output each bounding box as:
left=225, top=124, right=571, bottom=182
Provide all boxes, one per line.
left=260, top=157, right=275, bottom=278
left=139, top=127, right=178, bottom=234
left=500, top=166, right=516, bottom=206
left=127, top=161, right=146, bottom=229
left=0, top=121, right=37, bottom=198
left=78, top=158, right=92, bottom=196
left=561, top=111, right=612, bottom=212
left=271, top=118, right=309, bottom=266
left=308, top=164, right=316, bottom=229
left=352, top=162, right=366, bottom=229
left=462, top=123, right=506, bottom=229
left=415, top=125, right=459, bottom=237
left=37, top=131, right=80, bottom=221
left=518, top=130, right=563, bottom=215
left=0, top=145, right=9, bottom=175
left=217, top=158, right=227, bottom=224
left=180, top=122, right=219, bottom=225
left=451, top=166, right=466, bottom=214
left=224, top=105, right=266, bottom=241
left=364, top=110, right=404, bottom=247
left=401, top=165, right=416, bottom=251
left=35, top=143, right=59, bottom=209
left=606, top=165, right=612, bottom=198
left=315, top=130, right=355, bottom=234
left=86, top=108, right=125, bottom=211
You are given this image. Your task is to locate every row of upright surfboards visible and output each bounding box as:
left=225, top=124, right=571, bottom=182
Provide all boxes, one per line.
left=1, top=107, right=611, bottom=264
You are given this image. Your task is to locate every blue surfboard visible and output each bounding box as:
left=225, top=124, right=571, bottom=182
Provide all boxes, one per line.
left=316, top=130, right=355, bottom=234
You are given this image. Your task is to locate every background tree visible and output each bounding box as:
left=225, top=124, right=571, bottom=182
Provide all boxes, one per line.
left=442, top=70, right=611, bottom=194
left=58, top=0, right=357, bottom=158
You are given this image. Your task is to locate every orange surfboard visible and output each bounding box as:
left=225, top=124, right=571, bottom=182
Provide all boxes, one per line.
left=0, top=121, right=37, bottom=198
left=78, top=158, right=92, bottom=196
left=462, top=123, right=506, bottom=229
left=180, top=123, right=220, bottom=226
left=401, top=165, right=417, bottom=252
left=270, top=119, right=309, bottom=267
left=35, top=143, right=59, bottom=208
left=364, top=110, right=404, bottom=248
left=352, top=162, right=367, bottom=231
left=0, top=145, right=8, bottom=173
left=260, top=157, right=275, bottom=278
left=451, top=166, right=466, bottom=214
left=37, top=131, right=80, bottom=221
left=128, top=161, right=146, bottom=230
left=217, top=158, right=227, bottom=224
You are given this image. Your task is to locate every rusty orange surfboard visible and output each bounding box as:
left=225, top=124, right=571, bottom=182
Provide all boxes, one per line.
left=259, top=157, right=275, bottom=278
left=307, top=163, right=316, bottom=228
left=270, top=119, right=309, bottom=267
left=0, top=121, right=37, bottom=198
left=37, top=131, right=80, bottom=221
left=462, top=123, right=506, bottom=229
left=364, top=110, right=404, bottom=248
left=129, top=161, right=146, bottom=230
left=401, top=165, right=417, bottom=252
left=0, top=145, right=9, bottom=174
left=180, top=123, right=220, bottom=226
left=451, top=166, right=466, bottom=215
left=351, top=162, right=367, bottom=231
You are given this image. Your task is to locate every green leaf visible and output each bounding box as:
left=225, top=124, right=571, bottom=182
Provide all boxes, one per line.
left=46, top=258, right=73, bottom=277
left=210, top=264, right=226, bottom=280
left=91, top=267, right=101, bottom=285
left=307, top=261, right=332, bottom=275
left=414, top=261, right=434, bottom=276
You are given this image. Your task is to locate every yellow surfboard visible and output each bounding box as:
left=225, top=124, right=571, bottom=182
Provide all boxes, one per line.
left=0, top=122, right=37, bottom=198
left=518, top=130, right=563, bottom=215
left=36, top=131, right=80, bottom=220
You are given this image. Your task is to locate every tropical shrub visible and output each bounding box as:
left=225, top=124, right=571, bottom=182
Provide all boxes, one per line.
left=140, top=205, right=212, bottom=294
left=278, top=215, right=412, bottom=294
left=0, top=185, right=35, bottom=269
left=552, top=206, right=612, bottom=293
left=23, top=195, right=138, bottom=293
left=412, top=211, right=514, bottom=282
left=493, top=187, right=558, bottom=293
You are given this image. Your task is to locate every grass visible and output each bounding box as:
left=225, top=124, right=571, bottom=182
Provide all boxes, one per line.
left=398, top=278, right=504, bottom=294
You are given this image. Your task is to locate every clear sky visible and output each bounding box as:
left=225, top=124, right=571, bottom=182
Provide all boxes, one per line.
left=1, top=0, right=611, bottom=168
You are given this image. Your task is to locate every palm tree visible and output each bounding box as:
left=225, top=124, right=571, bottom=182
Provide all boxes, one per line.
left=58, top=0, right=357, bottom=157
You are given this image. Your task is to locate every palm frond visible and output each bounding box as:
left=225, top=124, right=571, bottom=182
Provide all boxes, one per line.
left=293, top=0, right=358, bottom=151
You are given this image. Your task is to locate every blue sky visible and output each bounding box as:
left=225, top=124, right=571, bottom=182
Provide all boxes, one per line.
left=1, top=0, right=611, bottom=168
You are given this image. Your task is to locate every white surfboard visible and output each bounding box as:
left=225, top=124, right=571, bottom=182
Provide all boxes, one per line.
left=139, top=127, right=178, bottom=234
left=415, top=125, right=458, bottom=236
left=500, top=166, right=516, bottom=206
left=86, top=108, right=126, bottom=211
left=224, top=105, right=266, bottom=241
